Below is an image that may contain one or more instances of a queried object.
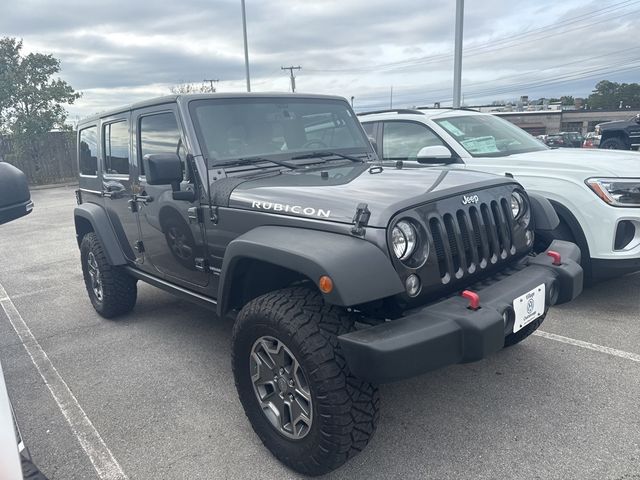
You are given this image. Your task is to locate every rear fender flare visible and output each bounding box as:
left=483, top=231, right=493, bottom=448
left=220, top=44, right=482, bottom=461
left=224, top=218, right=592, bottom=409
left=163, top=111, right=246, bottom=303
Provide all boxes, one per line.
left=74, top=203, right=130, bottom=265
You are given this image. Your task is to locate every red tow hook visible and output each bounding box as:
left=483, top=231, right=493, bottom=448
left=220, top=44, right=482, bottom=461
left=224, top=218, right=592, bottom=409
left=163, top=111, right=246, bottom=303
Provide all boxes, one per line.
left=461, top=290, right=480, bottom=310
left=547, top=250, right=562, bottom=266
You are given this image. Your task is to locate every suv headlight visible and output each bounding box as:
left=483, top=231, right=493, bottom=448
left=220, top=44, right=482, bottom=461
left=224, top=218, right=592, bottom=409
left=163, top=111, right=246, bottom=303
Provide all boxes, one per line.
left=510, top=191, right=531, bottom=226
left=391, top=220, right=417, bottom=260
left=586, top=178, right=640, bottom=207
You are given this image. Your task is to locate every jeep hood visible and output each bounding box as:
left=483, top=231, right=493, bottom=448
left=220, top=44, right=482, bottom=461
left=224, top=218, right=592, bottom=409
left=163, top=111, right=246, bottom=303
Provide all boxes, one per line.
left=479, top=148, right=640, bottom=177
left=227, top=163, right=514, bottom=227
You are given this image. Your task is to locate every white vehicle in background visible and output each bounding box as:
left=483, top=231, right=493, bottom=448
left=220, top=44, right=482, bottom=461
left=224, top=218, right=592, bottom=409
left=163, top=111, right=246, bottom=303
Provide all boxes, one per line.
left=359, top=109, right=640, bottom=284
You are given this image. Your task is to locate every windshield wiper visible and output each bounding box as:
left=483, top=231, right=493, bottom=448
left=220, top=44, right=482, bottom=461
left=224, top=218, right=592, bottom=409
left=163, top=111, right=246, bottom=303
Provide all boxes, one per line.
left=217, top=156, right=300, bottom=169
left=290, top=151, right=366, bottom=163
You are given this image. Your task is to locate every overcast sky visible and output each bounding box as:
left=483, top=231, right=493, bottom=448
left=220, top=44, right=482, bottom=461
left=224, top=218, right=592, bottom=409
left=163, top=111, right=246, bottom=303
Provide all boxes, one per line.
left=2, top=0, right=638, bottom=120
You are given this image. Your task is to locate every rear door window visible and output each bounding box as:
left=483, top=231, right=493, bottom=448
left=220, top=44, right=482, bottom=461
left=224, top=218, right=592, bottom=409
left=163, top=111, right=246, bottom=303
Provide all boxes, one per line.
left=79, top=126, right=98, bottom=176
left=103, top=120, right=130, bottom=175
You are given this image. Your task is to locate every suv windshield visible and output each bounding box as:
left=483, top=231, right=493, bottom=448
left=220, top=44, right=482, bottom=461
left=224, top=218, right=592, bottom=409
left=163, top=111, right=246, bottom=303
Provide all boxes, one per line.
left=434, top=114, right=547, bottom=157
left=189, top=97, right=370, bottom=164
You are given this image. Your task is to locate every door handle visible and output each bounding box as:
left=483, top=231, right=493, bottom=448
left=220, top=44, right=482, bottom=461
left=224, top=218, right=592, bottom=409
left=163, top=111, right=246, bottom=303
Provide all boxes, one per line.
left=102, top=181, right=125, bottom=199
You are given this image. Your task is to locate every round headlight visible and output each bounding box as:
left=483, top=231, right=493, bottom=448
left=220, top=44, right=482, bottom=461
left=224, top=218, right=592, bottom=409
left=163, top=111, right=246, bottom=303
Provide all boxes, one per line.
left=392, top=220, right=417, bottom=261
left=511, top=192, right=523, bottom=219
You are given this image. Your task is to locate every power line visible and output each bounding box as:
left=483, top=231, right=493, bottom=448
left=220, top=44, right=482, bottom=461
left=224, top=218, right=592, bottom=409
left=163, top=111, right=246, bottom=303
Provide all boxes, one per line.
left=306, top=0, right=639, bottom=74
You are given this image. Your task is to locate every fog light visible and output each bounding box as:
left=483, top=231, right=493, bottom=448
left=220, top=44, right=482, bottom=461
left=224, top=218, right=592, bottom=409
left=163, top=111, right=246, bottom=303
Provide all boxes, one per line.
left=405, top=274, right=421, bottom=297
left=525, top=229, right=534, bottom=247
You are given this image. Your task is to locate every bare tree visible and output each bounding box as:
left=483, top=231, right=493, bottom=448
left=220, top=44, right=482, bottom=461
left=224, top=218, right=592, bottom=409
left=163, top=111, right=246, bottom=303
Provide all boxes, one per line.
left=169, top=81, right=215, bottom=94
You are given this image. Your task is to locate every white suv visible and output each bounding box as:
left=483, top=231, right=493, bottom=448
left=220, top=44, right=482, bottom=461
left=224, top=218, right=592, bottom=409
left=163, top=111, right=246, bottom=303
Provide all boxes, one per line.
left=360, top=108, right=640, bottom=283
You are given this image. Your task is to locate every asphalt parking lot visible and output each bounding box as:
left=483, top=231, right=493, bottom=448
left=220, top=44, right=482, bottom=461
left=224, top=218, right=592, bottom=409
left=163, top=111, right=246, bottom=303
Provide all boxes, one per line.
left=1, top=186, right=639, bottom=480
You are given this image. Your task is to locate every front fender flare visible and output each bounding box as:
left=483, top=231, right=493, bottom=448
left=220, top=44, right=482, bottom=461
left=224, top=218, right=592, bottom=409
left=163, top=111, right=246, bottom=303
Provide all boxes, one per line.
left=217, top=226, right=404, bottom=316
left=74, top=203, right=130, bottom=265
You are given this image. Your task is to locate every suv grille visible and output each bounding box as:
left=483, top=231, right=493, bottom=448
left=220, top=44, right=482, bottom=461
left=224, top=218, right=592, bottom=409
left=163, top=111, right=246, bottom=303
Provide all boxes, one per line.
left=428, top=198, right=515, bottom=283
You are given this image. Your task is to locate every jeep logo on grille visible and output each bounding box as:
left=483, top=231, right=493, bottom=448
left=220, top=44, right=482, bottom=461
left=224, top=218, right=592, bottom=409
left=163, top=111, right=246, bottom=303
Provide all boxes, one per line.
left=462, top=194, right=479, bottom=205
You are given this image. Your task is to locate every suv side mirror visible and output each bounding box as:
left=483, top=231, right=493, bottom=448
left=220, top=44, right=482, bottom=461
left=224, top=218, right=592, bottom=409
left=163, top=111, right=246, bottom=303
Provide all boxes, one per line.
left=143, top=153, right=183, bottom=187
left=0, top=163, right=33, bottom=225
left=417, top=145, right=452, bottom=162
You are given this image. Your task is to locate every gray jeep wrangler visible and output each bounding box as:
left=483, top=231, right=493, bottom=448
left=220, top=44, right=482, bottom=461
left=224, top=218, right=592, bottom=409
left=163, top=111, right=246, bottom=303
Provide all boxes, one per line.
left=74, top=93, right=583, bottom=475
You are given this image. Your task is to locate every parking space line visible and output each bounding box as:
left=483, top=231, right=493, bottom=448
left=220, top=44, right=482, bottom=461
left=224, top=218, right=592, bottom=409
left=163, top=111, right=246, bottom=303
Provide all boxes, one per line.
left=534, top=330, right=640, bottom=363
left=0, top=282, right=128, bottom=480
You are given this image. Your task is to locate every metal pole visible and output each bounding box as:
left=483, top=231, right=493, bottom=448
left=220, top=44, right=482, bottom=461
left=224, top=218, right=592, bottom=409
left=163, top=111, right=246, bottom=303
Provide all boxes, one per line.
left=241, top=0, right=251, bottom=92
left=390, top=86, right=393, bottom=108
left=453, top=0, right=464, bottom=107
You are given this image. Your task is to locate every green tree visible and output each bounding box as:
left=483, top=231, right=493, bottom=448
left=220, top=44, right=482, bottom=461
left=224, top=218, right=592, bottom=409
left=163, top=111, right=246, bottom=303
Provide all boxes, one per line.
left=560, top=95, right=575, bottom=106
left=587, top=80, right=640, bottom=109
left=0, top=37, right=80, bottom=158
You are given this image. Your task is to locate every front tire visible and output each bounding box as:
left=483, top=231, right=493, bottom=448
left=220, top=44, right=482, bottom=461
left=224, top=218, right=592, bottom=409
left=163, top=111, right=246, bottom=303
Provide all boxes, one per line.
left=232, top=287, right=379, bottom=476
left=80, top=232, right=137, bottom=318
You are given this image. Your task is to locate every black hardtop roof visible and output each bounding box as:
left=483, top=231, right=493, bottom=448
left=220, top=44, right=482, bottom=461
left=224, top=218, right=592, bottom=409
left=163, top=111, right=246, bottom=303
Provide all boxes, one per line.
left=78, top=92, right=349, bottom=125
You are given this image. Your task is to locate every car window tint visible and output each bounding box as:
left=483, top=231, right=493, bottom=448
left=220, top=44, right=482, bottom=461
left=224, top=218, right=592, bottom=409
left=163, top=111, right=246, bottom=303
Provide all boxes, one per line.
left=103, top=121, right=129, bottom=175
left=79, top=126, right=98, bottom=176
left=139, top=112, right=184, bottom=176
left=382, top=122, right=444, bottom=160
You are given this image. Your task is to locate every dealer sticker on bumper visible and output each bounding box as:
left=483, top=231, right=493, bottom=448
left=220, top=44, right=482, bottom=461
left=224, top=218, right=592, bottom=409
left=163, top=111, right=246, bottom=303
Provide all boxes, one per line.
left=512, top=284, right=546, bottom=333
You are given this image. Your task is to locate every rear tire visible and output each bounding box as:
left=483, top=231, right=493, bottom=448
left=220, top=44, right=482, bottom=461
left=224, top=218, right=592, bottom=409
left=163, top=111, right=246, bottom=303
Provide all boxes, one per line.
left=80, top=232, right=137, bottom=318
left=232, top=287, right=379, bottom=476
left=600, top=137, right=627, bottom=150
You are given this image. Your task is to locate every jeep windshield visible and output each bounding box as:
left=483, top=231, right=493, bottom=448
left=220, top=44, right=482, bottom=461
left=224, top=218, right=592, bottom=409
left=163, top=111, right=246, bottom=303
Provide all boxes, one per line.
left=434, top=114, right=548, bottom=157
left=189, top=97, right=371, bottom=166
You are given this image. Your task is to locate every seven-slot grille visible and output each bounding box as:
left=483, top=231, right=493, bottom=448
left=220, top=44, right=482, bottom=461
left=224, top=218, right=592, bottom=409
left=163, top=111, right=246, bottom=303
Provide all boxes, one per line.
left=429, top=198, right=516, bottom=283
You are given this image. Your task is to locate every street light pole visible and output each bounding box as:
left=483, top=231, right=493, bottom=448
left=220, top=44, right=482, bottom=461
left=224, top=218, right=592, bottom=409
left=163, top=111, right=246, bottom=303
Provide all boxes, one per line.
left=452, top=0, right=464, bottom=108
left=241, top=0, right=251, bottom=92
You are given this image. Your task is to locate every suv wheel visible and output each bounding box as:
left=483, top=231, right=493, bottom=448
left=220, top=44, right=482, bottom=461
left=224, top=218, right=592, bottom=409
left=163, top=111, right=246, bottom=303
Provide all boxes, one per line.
left=80, top=232, right=137, bottom=318
left=600, top=137, right=627, bottom=150
left=232, top=287, right=379, bottom=476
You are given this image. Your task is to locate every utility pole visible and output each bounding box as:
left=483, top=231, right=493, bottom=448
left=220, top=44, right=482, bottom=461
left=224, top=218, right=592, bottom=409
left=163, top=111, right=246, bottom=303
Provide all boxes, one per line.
left=390, top=86, right=393, bottom=108
left=453, top=0, right=464, bottom=108
left=281, top=66, right=301, bottom=92
left=350, top=96, right=355, bottom=108
left=241, top=0, right=251, bottom=92
left=203, top=78, right=219, bottom=92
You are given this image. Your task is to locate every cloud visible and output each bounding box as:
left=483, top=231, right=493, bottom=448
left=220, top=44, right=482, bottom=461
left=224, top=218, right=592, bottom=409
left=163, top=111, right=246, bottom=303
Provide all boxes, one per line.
left=1, top=0, right=638, bottom=117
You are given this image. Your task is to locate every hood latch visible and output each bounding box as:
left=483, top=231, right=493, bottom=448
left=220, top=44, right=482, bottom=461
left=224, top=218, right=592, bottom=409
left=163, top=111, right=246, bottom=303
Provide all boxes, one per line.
left=351, top=203, right=371, bottom=237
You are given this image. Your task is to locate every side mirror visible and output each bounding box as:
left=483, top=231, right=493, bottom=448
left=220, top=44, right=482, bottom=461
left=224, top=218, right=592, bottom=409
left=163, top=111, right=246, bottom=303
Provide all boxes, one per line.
left=0, top=163, right=33, bottom=225
left=143, top=153, right=183, bottom=187
left=417, top=145, right=452, bottom=162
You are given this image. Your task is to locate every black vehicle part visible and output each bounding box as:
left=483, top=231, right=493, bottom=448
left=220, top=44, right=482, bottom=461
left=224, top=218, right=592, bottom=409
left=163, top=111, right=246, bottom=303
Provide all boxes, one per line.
left=232, top=287, right=379, bottom=476
left=528, top=193, right=559, bottom=231
left=338, top=240, right=582, bottom=384
left=546, top=200, right=592, bottom=284
left=217, top=226, right=404, bottom=316
left=600, top=137, right=627, bottom=150
left=80, top=232, right=137, bottom=318
left=0, top=162, right=33, bottom=225
left=21, top=454, right=49, bottom=480
left=74, top=203, right=131, bottom=265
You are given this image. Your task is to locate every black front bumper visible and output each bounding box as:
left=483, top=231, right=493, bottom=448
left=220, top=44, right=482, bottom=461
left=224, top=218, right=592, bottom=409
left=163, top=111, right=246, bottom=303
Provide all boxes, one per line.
left=339, top=240, right=583, bottom=384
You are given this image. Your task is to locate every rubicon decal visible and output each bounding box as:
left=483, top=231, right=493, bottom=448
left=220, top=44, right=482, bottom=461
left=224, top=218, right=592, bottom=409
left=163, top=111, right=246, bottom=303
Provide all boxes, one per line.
left=462, top=194, right=479, bottom=205
left=251, top=201, right=331, bottom=218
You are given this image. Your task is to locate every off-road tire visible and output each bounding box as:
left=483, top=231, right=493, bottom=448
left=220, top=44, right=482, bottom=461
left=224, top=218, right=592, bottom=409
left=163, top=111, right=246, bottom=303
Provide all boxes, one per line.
left=232, top=287, right=379, bottom=476
left=80, top=232, right=137, bottom=318
left=504, top=314, right=545, bottom=347
left=600, top=137, right=627, bottom=150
